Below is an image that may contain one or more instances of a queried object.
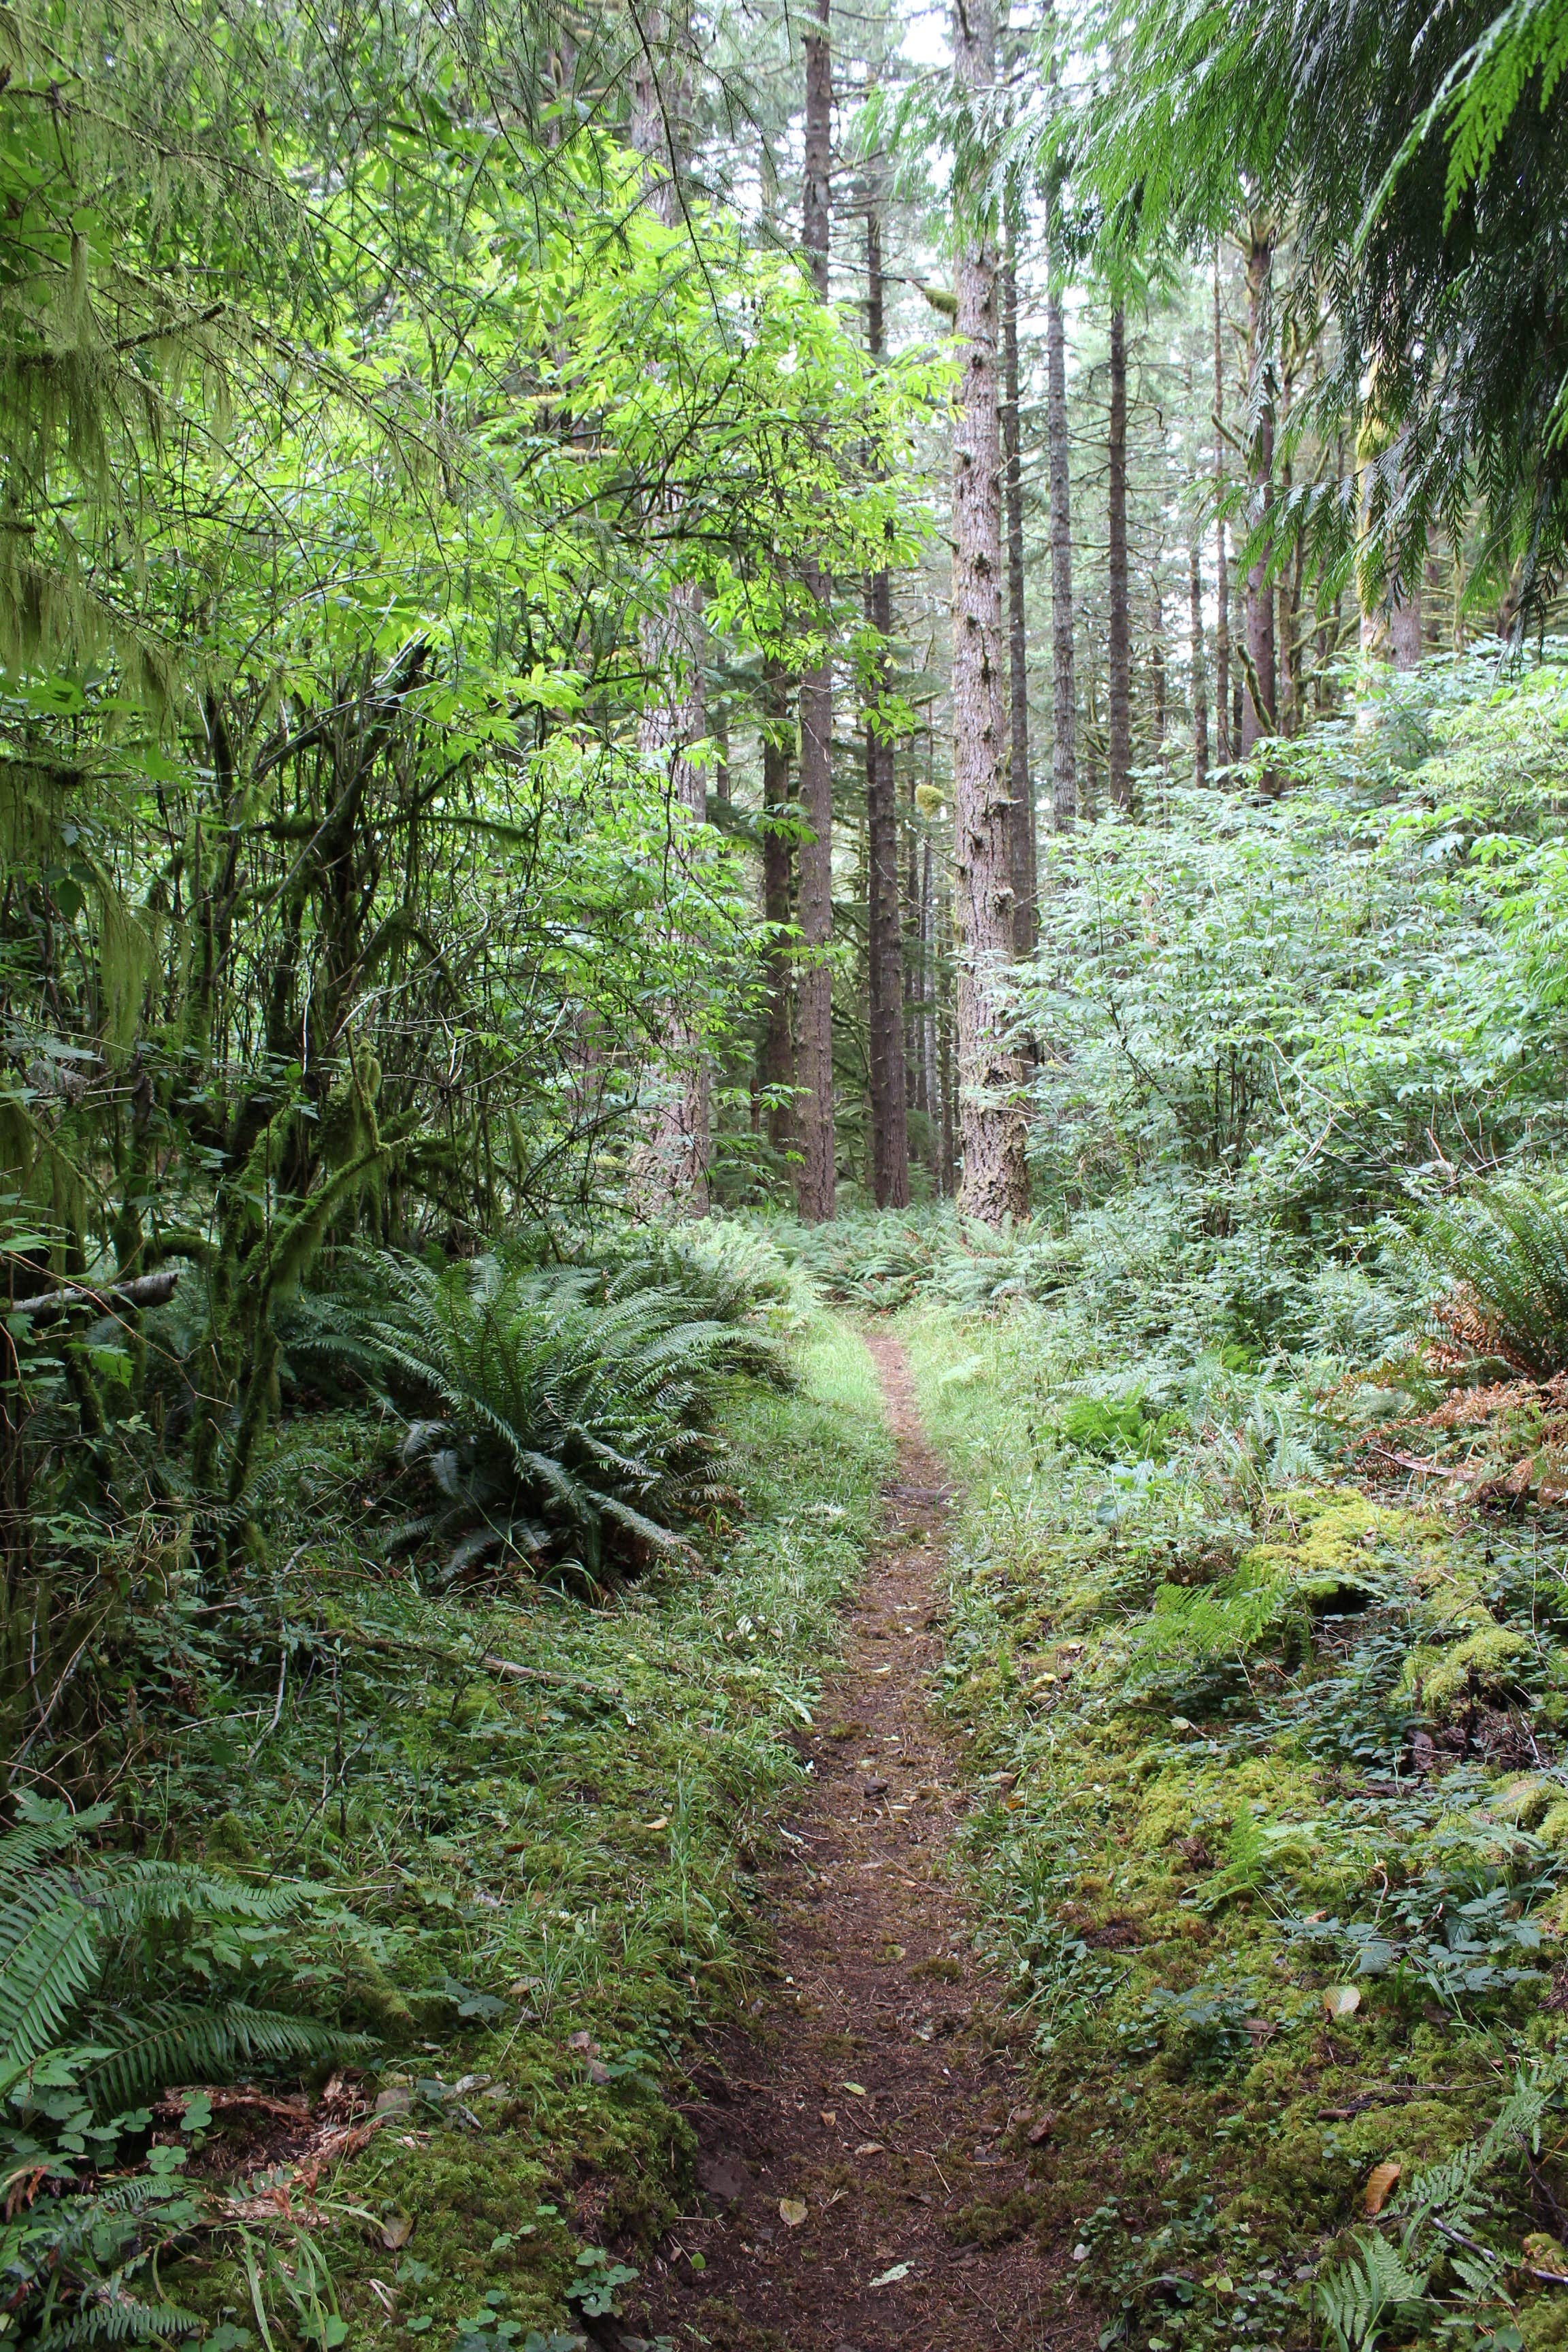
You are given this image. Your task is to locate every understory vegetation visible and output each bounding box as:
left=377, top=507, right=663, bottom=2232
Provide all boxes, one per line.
left=10, top=0, right=1568, bottom=2338
left=821, top=661, right=1568, bottom=2351
left=5, top=1267, right=887, bottom=2348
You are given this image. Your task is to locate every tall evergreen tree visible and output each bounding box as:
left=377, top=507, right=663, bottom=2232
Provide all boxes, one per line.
left=950, top=0, right=1030, bottom=1222
left=864, top=188, right=911, bottom=1207
left=1107, top=299, right=1132, bottom=806
left=795, top=0, right=837, bottom=1222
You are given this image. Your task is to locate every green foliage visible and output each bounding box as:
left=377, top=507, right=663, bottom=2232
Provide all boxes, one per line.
left=336, top=1248, right=781, bottom=1588
left=1421, top=1177, right=1568, bottom=1375
left=1081, top=0, right=1568, bottom=618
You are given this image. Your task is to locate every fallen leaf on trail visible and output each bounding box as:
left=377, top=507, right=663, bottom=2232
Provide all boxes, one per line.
left=820, top=2108, right=837, bottom=2125
left=1364, top=2161, right=1401, bottom=2217
left=1004, top=1797, right=1024, bottom=1812
left=1322, top=1984, right=1362, bottom=2018
left=643, top=1818, right=669, bottom=1831
left=870, top=2263, right=911, bottom=2287
left=380, top=2213, right=413, bottom=2250
left=855, top=2141, right=885, bottom=2157
left=779, top=2198, right=808, bottom=2228
left=842, top=2081, right=867, bottom=2096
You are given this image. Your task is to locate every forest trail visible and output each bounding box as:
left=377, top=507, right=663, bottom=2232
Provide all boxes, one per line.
left=632, top=1331, right=1075, bottom=2352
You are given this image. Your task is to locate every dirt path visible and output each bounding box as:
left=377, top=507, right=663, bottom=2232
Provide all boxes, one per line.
left=627, top=1331, right=1075, bottom=2352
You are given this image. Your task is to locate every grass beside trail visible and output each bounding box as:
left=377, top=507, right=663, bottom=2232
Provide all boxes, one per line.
left=165, top=1313, right=889, bottom=2349
left=900, top=1303, right=1568, bottom=2352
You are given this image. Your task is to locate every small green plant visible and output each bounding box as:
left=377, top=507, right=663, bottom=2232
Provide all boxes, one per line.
left=1421, top=1179, right=1568, bottom=1377
left=0, top=1799, right=361, bottom=2348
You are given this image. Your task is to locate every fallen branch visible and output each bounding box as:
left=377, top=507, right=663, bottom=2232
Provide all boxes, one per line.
left=10, top=1267, right=180, bottom=1320
left=316, top=1621, right=621, bottom=1701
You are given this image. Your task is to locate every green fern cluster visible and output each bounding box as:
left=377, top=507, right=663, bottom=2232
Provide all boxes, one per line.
left=329, top=1250, right=779, bottom=1586
left=1, top=1802, right=361, bottom=2349
left=1421, top=1177, right=1568, bottom=1376
left=1316, top=2069, right=1557, bottom=2350
left=1, top=1801, right=352, bottom=2114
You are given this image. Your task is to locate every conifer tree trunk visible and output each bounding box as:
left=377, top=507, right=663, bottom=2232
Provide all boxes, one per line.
left=1002, top=229, right=1034, bottom=954
left=1391, top=572, right=1423, bottom=668
left=794, top=0, right=836, bottom=1222
left=1152, top=581, right=1166, bottom=751
left=1241, top=221, right=1277, bottom=753
left=1190, top=533, right=1209, bottom=785
left=864, top=197, right=909, bottom=1207
left=761, top=655, right=794, bottom=1156
left=1045, top=191, right=1077, bottom=830
left=950, top=0, right=1028, bottom=1224
left=629, top=8, right=709, bottom=1215
left=1213, top=252, right=1230, bottom=767
left=1107, top=299, right=1132, bottom=807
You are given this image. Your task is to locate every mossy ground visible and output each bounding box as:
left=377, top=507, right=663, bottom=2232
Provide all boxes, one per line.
left=898, top=1304, right=1568, bottom=2352
left=152, top=1315, right=892, bottom=2349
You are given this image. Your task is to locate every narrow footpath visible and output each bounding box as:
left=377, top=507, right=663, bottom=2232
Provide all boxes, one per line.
left=630, top=1332, right=1077, bottom=2351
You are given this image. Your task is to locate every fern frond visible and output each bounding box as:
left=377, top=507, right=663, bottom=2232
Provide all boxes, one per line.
left=38, top=2293, right=206, bottom=2348
left=1316, top=2228, right=1428, bottom=2352
left=0, top=1872, right=99, bottom=2080
left=83, top=2000, right=359, bottom=2114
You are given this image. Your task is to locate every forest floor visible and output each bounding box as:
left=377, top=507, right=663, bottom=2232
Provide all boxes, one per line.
left=631, top=1333, right=1083, bottom=2352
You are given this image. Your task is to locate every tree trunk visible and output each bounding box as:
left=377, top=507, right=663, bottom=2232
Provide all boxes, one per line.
left=1151, top=581, right=1166, bottom=750
left=1002, top=231, right=1034, bottom=953
left=1190, top=532, right=1209, bottom=785
left=1241, top=221, right=1277, bottom=755
left=1213, top=250, right=1230, bottom=767
left=864, top=196, right=910, bottom=1208
left=760, top=655, right=794, bottom=1157
left=938, top=883, right=956, bottom=1198
left=712, top=698, right=730, bottom=803
left=629, top=10, right=708, bottom=1215
left=1107, top=299, right=1132, bottom=807
left=918, top=827, right=935, bottom=1137
left=794, top=0, right=836, bottom=1220
left=1391, top=571, right=1423, bottom=669
left=1045, top=191, right=1077, bottom=830
left=949, top=0, right=1029, bottom=1224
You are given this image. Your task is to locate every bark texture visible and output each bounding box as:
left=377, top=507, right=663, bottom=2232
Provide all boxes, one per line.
left=1001, top=238, right=1034, bottom=955
left=1213, top=253, right=1230, bottom=768
left=1045, top=197, right=1077, bottom=830
left=1241, top=223, right=1277, bottom=754
left=628, top=8, right=709, bottom=1215
left=864, top=200, right=909, bottom=1208
left=950, top=0, right=1028, bottom=1224
left=1391, top=571, right=1423, bottom=669
left=1190, top=533, right=1209, bottom=787
left=794, top=0, right=836, bottom=1220
left=630, top=585, right=710, bottom=1215
left=761, top=655, right=794, bottom=1157
left=1107, top=300, right=1132, bottom=807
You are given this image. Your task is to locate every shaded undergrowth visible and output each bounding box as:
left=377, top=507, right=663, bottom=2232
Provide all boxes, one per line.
left=4, top=1310, right=889, bottom=2351
left=902, top=1302, right=1568, bottom=2352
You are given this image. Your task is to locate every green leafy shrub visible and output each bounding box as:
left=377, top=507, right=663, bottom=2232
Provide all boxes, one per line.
left=1, top=1799, right=360, bottom=2349
left=346, top=1253, right=779, bottom=1586
left=1421, top=1179, right=1568, bottom=1377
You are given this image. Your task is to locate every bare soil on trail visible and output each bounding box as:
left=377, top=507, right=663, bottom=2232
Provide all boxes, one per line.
left=628, top=1332, right=1082, bottom=2352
